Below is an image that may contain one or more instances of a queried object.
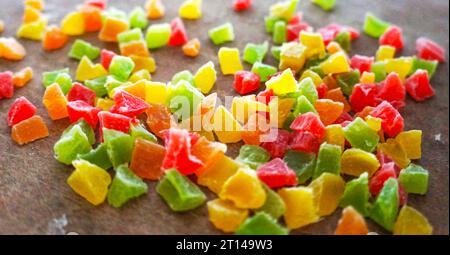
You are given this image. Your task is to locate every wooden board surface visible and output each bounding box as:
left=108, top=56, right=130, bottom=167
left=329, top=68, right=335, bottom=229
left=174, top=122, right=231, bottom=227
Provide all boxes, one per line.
left=0, top=0, right=448, bottom=235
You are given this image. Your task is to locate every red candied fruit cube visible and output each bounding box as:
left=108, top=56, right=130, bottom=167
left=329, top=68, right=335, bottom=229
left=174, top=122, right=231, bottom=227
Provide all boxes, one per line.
left=290, top=112, right=326, bottom=140
left=98, top=110, right=133, bottom=134
left=256, top=89, right=275, bottom=105
left=405, top=69, right=435, bottom=102
left=377, top=72, right=406, bottom=108
left=67, top=100, right=102, bottom=129
left=333, top=112, right=354, bottom=125
left=233, top=0, right=252, bottom=12
left=257, top=158, right=298, bottom=188
left=416, top=37, right=446, bottom=62
left=317, top=23, right=359, bottom=45
left=0, top=71, right=14, bottom=100
left=350, top=55, right=374, bottom=73
left=369, top=101, right=404, bottom=137
left=398, top=183, right=408, bottom=207
left=85, top=0, right=108, bottom=10
left=376, top=150, right=401, bottom=175
left=109, top=90, right=149, bottom=117
left=317, top=83, right=328, bottom=99
left=287, top=22, right=312, bottom=42
left=7, top=96, right=37, bottom=126
left=349, top=83, right=379, bottom=113
left=100, top=49, right=117, bottom=70
left=233, top=71, right=260, bottom=95
left=379, top=25, right=404, bottom=50
left=67, top=82, right=96, bottom=106
left=288, top=12, right=302, bottom=25
left=168, top=18, right=188, bottom=46
left=261, top=129, right=291, bottom=158
left=369, top=163, right=397, bottom=196
left=289, top=131, right=321, bottom=154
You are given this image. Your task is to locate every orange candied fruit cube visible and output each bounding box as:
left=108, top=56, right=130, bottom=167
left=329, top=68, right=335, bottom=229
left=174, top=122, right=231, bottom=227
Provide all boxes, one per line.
left=335, top=206, right=369, bottom=235
left=314, top=99, right=344, bottom=126
left=131, top=55, right=156, bottom=73
left=130, top=138, right=166, bottom=180
left=326, top=41, right=343, bottom=54
left=99, top=17, right=129, bottom=42
left=0, top=37, right=26, bottom=61
left=79, top=4, right=103, bottom=33
left=183, top=38, right=201, bottom=58
left=146, top=0, right=165, bottom=19
left=120, top=41, right=150, bottom=57
left=42, top=25, right=68, bottom=51
left=42, top=83, right=68, bottom=120
left=192, top=136, right=227, bottom=176
left=25, top=0, right=44, bottom=10
left=326, top=87, right=351, bottom=113
left=12, top=67, right=33, bottom=87
left=146, top=103, right=173, bottom=139
left=241, top=113, right=270, bottom=146
left=0, top=20, right=4, bottom=33
left=23, top=6, right=41, bottom=23
left=354, top=106, right=374, bottom=119
left=11, top=115, right=49, bottom=145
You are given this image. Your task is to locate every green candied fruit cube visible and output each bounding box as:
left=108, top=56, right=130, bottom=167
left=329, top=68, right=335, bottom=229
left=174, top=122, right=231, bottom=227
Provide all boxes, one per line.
left=283, top=113, right=296, bottom=131
left=130, top=123, right=157, bottom=143
left=333, top=31, right=351, bottom=52
left=235, top=145, right=271, bottom=170
left=370, top=178, right=399, bottom=232
left=312, top=0, right=336, bottom=11
left=364, top=12, right=391, bottom=38
left=103, top=7, right=128, bottom=21
left=265, top=16, right=282, bottom=33
left=53, top=73, right=73, bottom=95
left=371, top=61, right=387, bottom=82
left=128, top=7, right=148, bottom=29
left=340, top=172, right=370, bottom=216
left=107, top=165, right=148, bottom=208
left=398, top=164, right=429, bottom=195
left=208, top=22, right=235, bottom=45
left=344, top=117, right=380, bottom=152
left=313, top=143, right=342, bottom=179
left=54, top=125, right=92, bottom=165
left=103, top=128, right=134, bottom=169
left=283, top=150, right=316, bottom=184
left=410, top=57, right=439, bottom=78
left=105, top=75, right=123, bottom=95
left=235, top=212, right=289, bottom=235
left=251, top=62, right=277, bottom=82
left=156, top=169, right=206, bottom=212
left=68, top=39, right=100, bottom=61
left=62, top=119, right=95, bottom=145
left=257, top=185, right=286, bottom=219
left=166, top=80, right=204, bottom=119
left=117, top=28, right=144, bottom=45
left=78, top=143, right=113, bottom=170
left=271, top=45, right=282, bottom=60
left=243, top=41, right=269, bottom=65
left=293, top=95, right=318, bottom=116
left=84, top=76, right=108, bottom=97
left=129, top=69, right=151, bottom=82
left=273, top=20, right=287, bottom=45
left=109, top=56, right=135, bottom=81
left=269, top=0, right=300, bottom=21
left=308, top=65, right=326, bottom=78
left=42, top=68, right=70, bottom=87
left=336, top=70, right=360, bottom=96
left=298, top=77, right=318, bottom=104
left=146, top=23, right=171, bottom=49
left=171, top=70, right=195, bottom=86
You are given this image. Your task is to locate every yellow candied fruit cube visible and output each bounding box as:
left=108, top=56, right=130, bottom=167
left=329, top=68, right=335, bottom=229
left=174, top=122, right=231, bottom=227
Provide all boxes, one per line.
left=278, top=187, right=319, bottom=229
left=279, top=42, right=307, bottom=73
left=207, top=199, right=249, bottom=233
left=129, top=69, right=151, bottom=83
left=198, top=155, right=239, bottom=194
left=365, top=116, right=382, bottom=132
left=67, top=160, right=111, bottom=206
left=61, top=12, right=85, bottom=36
left=220, top=168, right=266, bottom=209
left=376, top=45, right=396, bottom=61
left=326, top=124, right=345, bottom=150
left=299, top=30, right=326, bottom=58
left=96, top=98, right=115, bottom=111
left=25, top=0, right=44, bottom=10
left=269, top=97, right=295, bottom=128
left=194, top=61, right=217, bottom=94
left=218, top=47, right=243, bottom=75
left=213, top=105, right=242, bottom=143
left=145, top=81, right=167, bottom=104
left=386, top=57, right=413, bottom=81
left=360, top=71, right=375, bottom=84
left=326, top=41, right=343, bottom=54
left=341, top=148, right=381, bottom=177
left=17, top=17, right=47, bottom=40
left=320, top=52, right=350, bottom=75
left=308, top=173, right=345, bottom=217
left=378, top=138, right=411, bottom=169
left=395, top=130, right=422, bottom=160
left=76, top=56, right=108, bottom=82
left=179, top=0, right=202, bottom=20
left=195, top=130, right=215, bottom=141
left=122, top=80, right=147, bottom=100
left=266, top=68, right=298, bottom=95
left=299, top=70, right=322, bottom=87
left=131, top=55, right=156, bottom=73
left=231, top=96, right=268, bottom=124
left=393, top=206, right=433, bottom=235
left=146, top=0, right=165, bottom=19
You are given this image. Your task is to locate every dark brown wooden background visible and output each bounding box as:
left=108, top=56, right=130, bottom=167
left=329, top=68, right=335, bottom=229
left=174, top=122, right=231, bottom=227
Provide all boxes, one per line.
left=0, top=0, right=448, bottom=235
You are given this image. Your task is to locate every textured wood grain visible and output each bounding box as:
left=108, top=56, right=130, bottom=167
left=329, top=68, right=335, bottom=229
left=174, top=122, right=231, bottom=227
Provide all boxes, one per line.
left=0, top=0, right=448, bottom=235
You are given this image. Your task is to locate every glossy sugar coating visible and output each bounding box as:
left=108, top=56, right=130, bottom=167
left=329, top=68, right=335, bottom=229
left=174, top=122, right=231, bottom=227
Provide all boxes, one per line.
left=130, top=138, right=165, bottom=180
left=235, top=145, right=270, bottom=170
left=212, top=105, right=242, bottom=143
left=344, top=117, right=380, bottom=152
left=43, top=83, right=68, bottom=120
left=218, top=47, right=243, bottom=75
left=107, top=165, right=148, bottom=208
left=278, top=186, right=319, bottom=229
left=17, top=17, right=48, bottom=40
left=103, top=128, right=134, bottom=169
left=235, top=212, right=289, bottom=235
left=341, top=148, right=380, bottom=177
left=376, top=45, right=396, bottom=61
left=335, top=206, right=369, bottom=235
left=156, top=169, right=206, bottom=212
left=197, top=155, right=239, bottom=194
left=69, top=39, right=100, bottom=60
left=279, top=42, right=307, bottom=73
left=272, top=21, right=287, bottom=45
left=325, top=124, right=345, bottom=150
left=369, top=178, right=399, bottom=232
left=194, top=61, right=217, bottom=94
left=320, top=52, right=350, bottom=74
left=340, top=172, right=370, bottom=216
left=398, top=164, right=429, bottom=195
left=67, top=160, right=111, bottom=206
left=209, top=23, right=235, bottom=45
left=11, top=115, right=49, bottom=145
left=395, top=130, right=422, bottom=160
left=243, top=41, right=269, bottom=64
left=146, top=0, right=165, bottom=19
left=300, top=31, right=326, bottom=58
left=377, top=138, right=410, bottom=169
left=283, top=150, right=316, bottom=184
left=266, top=68, right=297, bottom=95
left=219, top=168, right=266, bottom=209
left=393, top=206, right=433, bottom=235
left=146, top=23, right=171, bottom=49
left=314, top=143, right=342, bottom=179
left=179, top=0, right=202, bottom=20
left=309, top=173, right=345, bottom=216
left=99, top=17, right=129, bottom=42
left=76, top=56, right=108, bottom=82
left=257, top=184, right=286, bottom=220
left=207, top=199, right=249, bottom=233
left=78, top=143, right=113, bottom=170
left=61, top=12, right=85, bottom=36
left=363, top=12, right=390, bottom=38
left=54, top=124, right=92, bottom=165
